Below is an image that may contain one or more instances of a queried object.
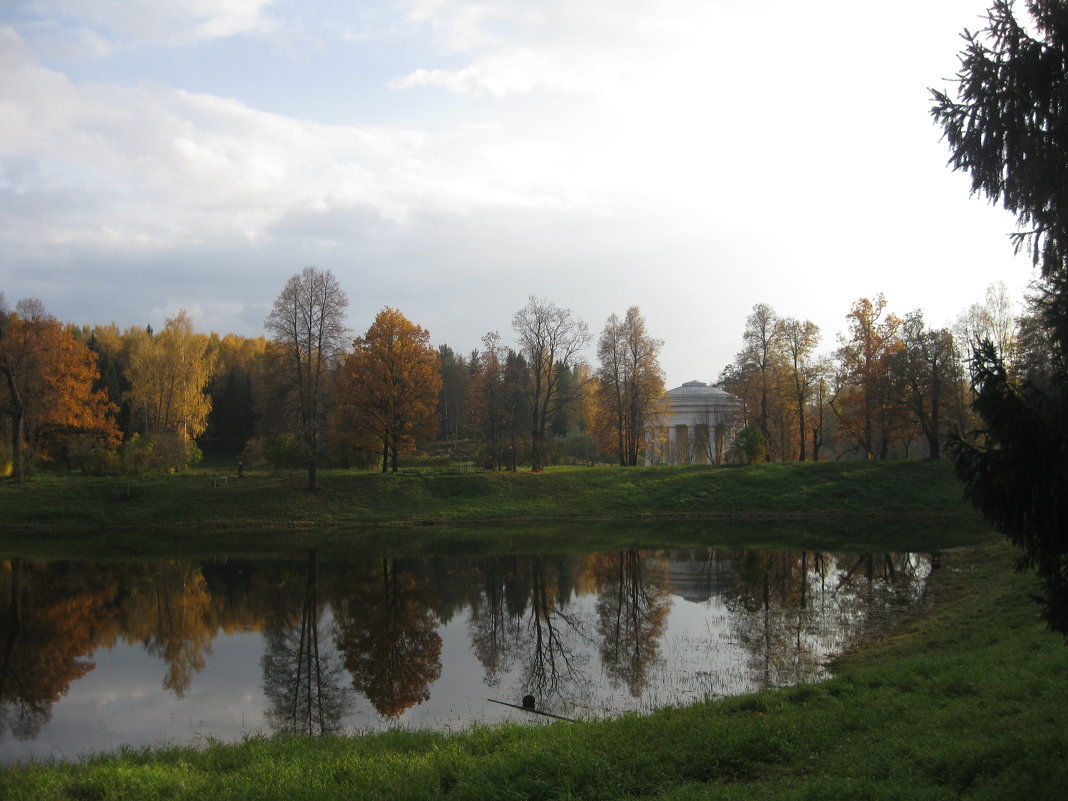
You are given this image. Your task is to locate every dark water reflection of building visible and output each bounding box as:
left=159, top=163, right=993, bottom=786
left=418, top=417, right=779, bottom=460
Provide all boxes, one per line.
left=0, top=546, right=934, bottom=763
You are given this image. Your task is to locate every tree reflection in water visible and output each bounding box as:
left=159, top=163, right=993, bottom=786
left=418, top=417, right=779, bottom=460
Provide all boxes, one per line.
left=590, top=551, right=670, bottom=698
left=0, top=561, right=106, bottom=740
left=0, top=545, right=937, bottom=759
left=261, top=551, right=351, bottom=735
left=334, top=558, right=442, bottom=719
left=117, top=561, right=214, bottom=698
left=724, top=551, right=932, bottom=690
left=467, top=556, right=525, bottom=686
left=520, top=555, right=591, bottom=707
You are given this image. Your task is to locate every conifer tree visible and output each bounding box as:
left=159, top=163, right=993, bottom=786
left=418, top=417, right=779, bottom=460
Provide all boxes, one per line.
left=932, top=0, right=1068, bottom=634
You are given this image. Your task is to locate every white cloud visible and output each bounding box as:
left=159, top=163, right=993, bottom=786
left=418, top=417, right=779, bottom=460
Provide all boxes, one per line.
left=0, top=25, right=603, bottom=261
left=21, top=0, right=280, bottom=44
left=0, top=1, right=1041, bottom=384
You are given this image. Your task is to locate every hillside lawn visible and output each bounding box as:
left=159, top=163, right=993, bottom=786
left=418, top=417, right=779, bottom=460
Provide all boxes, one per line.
left=1, top=458, right=978, bottom=528
left=5, top=460, right=1065, bottom=799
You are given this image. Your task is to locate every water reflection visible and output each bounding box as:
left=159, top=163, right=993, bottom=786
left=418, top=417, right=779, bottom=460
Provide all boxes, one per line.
left=592, top=550, right=670, bottom=697
left=0, top=562, right=101, bottom=740
left=261, top=551, right=352, bottom=735
left=335, top=558, right=442, bottom=719
left=0, top=547, right=935, bottom=762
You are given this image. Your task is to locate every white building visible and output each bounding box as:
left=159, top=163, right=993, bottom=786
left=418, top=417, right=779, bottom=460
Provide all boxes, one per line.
left=645, top=381, right=743, bottom=465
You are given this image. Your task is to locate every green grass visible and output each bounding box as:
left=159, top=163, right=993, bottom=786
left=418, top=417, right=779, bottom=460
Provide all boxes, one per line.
left=3, top=540, right=1065, bottom=800
left=1, top=459, right=977, bottom=530
left=0, top=460, right=989, bottom=559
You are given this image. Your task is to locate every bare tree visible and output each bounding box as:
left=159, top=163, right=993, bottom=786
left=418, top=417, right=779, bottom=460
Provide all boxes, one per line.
left=893, top=311, right=959, bottom=460
left=742, top=303, right=780, bottom=445
left=596, top=307, right=665, bottom=466
left=512, top=296, right=591, bottom=472
left=265, top=267, right=349, bottom=491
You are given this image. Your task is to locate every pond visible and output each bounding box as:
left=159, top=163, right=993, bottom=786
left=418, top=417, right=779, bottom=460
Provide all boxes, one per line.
left=0, top=546, right=938, bottom=763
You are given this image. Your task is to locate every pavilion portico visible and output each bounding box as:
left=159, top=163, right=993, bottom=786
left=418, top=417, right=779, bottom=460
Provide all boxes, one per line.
left=645, top=381, right=742, bottom=465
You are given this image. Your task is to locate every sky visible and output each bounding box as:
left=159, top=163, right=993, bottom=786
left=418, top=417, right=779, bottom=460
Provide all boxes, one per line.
left=0, top=0, right=1037, bottom=388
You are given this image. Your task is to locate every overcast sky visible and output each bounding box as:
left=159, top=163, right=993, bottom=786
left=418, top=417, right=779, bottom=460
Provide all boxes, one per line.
left=0, top=0, right=1036, bottom=387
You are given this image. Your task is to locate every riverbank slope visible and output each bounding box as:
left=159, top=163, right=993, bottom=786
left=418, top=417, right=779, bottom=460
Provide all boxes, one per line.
left=2, top=540, right=1063, bottom=800
left=1, top=459, right=978, bottom=530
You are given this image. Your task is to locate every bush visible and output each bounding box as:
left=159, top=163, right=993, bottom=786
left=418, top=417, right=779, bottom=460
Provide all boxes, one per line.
left=733, top=426, right=767, bottom=464
left=120, top=433, right=201, bottom=473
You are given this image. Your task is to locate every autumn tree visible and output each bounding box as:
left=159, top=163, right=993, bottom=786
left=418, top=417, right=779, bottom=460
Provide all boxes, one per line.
left=125, top=310, right=217, bottom=470
left=265, top=267, right=350, bottom=490
left=808, top=357, right=834, bottom=461
left=778, top=317, right=821, bottom=461
left=0, top=298, right=119, bottom=479
left=932, top=0, right=1068, bottom=633
left=337, top=307, right=441, bottom=473
left=512, top=296, right=591, bottom=472
left=834, top=295, right=903, bottom=459
left=76, top=323, right=135, bottom=441
left=595, top=307, right=666, bottom=466
left=720, top=304, right=788, bottom=459
left=741, top=303, right=780, bottom=445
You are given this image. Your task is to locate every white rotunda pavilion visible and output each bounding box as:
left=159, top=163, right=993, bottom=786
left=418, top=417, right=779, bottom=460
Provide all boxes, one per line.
left=645, top=381, right=743, bottom=465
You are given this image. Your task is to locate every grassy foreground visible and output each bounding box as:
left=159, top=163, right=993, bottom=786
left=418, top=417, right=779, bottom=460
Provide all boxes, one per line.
left=3, top=540, right=1065, bottom=800
left=1, top=459, right=978, bottom=530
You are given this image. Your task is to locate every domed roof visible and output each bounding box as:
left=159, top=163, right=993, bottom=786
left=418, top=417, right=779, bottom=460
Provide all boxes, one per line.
left=661, top=381, right=741, bottom=417
left=667, top=380, right=731, bottom=398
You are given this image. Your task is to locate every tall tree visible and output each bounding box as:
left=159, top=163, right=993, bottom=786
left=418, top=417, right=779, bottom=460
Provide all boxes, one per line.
left=512, top=296, right=591, bottom=472
left=932, top=1, right=1068, bottom=635
left=467, top=332, right=512, bottom=470
left=125, top=310, right=217, bottom=470
left=337, top=307, right=441, bottom=473
left=957, top=282, right=1018, bottom=372
left=742, top=303, right=780, bottom=445
left=893, top=311, right=960, bottom=460
left=202, top=334, right=266, bottom=458
left=265, top=267, right=349, bottom=490
left=595, top=307, right=666, bottom=466
left=834, top=295, right=903, bottom=459
left=0, top=299, right=118, bottom=478
left=436, top=345, right=469, bottom=452
left=778, top=317, right=821, bottom=461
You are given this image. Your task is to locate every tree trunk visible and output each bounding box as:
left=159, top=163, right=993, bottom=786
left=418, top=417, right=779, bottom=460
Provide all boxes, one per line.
left=10, top=405, right=25, bottom=480
left=306, top=458, right=317, bottom=492
left=530, top=431, right=544, bottom=473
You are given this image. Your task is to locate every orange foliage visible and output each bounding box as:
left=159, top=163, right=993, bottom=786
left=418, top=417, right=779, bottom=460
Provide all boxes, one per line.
left=336, top=307, right=441, bottom=472
left=1, top=306, right=119, bottom=476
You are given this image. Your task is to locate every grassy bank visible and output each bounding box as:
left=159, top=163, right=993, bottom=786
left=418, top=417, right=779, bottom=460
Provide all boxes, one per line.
left=3, top=540, right=1064, bottom=800
left=1, top=459, right=978, bottom=530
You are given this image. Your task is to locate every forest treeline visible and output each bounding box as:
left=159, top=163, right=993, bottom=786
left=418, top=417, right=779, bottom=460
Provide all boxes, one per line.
left=0, top=270, right=1045, bottom=482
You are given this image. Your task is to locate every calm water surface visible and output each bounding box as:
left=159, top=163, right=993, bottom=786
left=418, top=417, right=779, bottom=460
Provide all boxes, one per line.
left=0, top=547, right=936, bottom=763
